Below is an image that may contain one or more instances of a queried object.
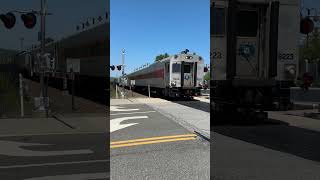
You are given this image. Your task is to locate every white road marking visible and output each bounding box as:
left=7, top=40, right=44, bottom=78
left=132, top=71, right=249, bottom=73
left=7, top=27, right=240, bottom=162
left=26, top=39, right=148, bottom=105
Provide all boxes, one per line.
left=110, top=106, right=139, bottom=112
left=0, top=140, right=93, bottom=157
left=110, top=116, right=148, bottom=133
left=0, top=131, right=105, bottom=138
left=0, top=159, right=109, bottom=169
left=111, top=111, right=156, bottom=116
left=24, top=173, right=108, bottom=180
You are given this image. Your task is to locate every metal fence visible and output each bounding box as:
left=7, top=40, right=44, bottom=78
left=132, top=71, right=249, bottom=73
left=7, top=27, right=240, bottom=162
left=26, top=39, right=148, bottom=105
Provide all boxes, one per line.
left=0, top=55, right=20, bottom=118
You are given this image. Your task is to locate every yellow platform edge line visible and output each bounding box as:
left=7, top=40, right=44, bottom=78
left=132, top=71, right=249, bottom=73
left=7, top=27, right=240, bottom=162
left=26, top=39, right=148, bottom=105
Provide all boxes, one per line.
left=110, top=137, right=196, bottom=149
left=110, top=134, right=197, bottom=145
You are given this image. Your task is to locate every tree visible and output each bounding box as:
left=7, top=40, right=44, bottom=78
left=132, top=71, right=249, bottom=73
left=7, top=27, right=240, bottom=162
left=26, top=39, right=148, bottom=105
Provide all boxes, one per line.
left=203, top=71, right=210, bottom=81
left=155, top=53, right=169, bottom=62
left=300, top=27, right=320, bottom=63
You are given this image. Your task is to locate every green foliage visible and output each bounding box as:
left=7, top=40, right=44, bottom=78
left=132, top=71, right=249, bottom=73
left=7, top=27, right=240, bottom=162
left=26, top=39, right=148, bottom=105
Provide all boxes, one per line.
left=203, top=71, right=210, bottom=81
left=155, top=53, right=169, bottom=62
left=300, top=27, right=320, bottom=63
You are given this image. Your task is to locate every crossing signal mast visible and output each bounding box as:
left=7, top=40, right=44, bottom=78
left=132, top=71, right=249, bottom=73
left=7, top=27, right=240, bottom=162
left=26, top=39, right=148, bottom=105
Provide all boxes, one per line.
left=0, top=0, right=51, bottom=116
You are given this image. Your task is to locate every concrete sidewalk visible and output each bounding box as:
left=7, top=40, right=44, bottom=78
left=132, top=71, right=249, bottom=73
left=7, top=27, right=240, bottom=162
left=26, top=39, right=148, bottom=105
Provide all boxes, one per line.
left=268, top=110, right=320, bottom=132
left=0, top=114, right=107, bottom=137
left=110, top=98, right=136, bottom=105
left=131, top=98, right=210, bottom=139
left=0, top=117, right=76, bottom=136
left=0, top=78, right=108, bottom=137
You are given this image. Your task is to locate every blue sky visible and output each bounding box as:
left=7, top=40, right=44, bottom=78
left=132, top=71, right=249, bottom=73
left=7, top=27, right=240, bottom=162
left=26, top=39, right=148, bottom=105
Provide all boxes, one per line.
left=0, top=0, right=108, bottom=50
left=110, top=0, right=210, bottom=77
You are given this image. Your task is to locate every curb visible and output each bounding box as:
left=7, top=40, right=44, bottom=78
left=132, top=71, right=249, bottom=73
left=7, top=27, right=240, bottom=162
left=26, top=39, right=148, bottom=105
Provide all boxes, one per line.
left=52, top=114, right=76, bottom=129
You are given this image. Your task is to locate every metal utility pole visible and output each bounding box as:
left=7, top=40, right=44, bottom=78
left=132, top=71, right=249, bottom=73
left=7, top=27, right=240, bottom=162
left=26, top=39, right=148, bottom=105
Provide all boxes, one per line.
left=39, top=0, right=47, bottom=113
left=122, top=49, right=125, bottom=77
left=20, top=37, right=24, bottom=51
left=122, top=49, right=125, bottom=98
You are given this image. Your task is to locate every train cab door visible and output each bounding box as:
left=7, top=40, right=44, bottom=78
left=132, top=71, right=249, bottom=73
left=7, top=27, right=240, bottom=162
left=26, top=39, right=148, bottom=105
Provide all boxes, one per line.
left=165, top=63, right=170, bottom=87
left=234, top=4, right=267, bottom=79
left=182, top=62, right=194, bottom=87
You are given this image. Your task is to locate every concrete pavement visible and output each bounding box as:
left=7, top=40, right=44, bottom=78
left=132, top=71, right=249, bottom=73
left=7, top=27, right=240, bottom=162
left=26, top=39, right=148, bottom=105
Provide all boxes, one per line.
left=213, top=109, right=320, bottom=179
left=0, top=105, right=108, bottom=180
left=130, top=98, right=210, bottom=139
left=110, top=100, right=210, bottom=180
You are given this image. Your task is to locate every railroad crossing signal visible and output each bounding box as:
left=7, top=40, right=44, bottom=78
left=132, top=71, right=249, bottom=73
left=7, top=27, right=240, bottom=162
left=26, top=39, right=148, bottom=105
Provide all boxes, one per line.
left=110, top=65, right=123, bottom=71
left=21, top=13, right=37, bottom=29
left=110, top=65, right=115, bottom=71
left=117, top=65, right=122, bottom=71
left=300, top=17, right=314, bottom=34
left=0, top=13, right=16, bottom=29
left=0, top=12, right=37, bottom=29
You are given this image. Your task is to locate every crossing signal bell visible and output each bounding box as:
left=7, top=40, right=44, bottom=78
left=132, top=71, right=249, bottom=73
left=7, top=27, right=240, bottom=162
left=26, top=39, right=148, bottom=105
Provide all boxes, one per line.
left=21, top=13, right=37, bottom=29
left=0, top=13, right=16, bottom=29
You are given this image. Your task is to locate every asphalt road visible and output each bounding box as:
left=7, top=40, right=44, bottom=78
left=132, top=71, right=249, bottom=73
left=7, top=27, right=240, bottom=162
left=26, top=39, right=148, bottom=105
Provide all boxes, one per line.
left=213, top=119, right=320, bottom=180
left=110, top=103, right=210, bottom=180
left=0, top=133, right=109, bottom=180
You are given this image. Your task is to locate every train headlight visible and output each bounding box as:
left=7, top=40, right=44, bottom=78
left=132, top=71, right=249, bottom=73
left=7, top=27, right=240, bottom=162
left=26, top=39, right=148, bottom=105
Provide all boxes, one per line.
left=285, top=64, right=296, bottom=77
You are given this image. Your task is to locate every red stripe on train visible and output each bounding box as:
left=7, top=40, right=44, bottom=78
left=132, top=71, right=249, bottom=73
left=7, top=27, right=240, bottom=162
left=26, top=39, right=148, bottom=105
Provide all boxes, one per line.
left=130, top=69, right=164, bottom=80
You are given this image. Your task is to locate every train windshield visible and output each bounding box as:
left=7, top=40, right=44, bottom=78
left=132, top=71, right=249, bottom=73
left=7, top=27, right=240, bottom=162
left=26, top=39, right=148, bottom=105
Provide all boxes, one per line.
left=184, top=64, right=191, bottom=73
left=172, top=63, right=181, bottom=73
left=236, top=10, right=258, bottom=37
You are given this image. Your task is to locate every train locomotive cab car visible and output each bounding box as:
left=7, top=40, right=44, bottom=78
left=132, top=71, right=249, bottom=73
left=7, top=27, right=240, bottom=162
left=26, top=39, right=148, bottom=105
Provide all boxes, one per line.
left=127, top=50, right=205, bottom=98
left=211, top=0, right=300, bottom=120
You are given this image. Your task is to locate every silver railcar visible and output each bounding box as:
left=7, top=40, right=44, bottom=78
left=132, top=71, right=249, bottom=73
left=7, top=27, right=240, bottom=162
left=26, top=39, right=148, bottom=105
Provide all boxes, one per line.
left=126, top=51, right=206, bottom=98
left=211, top=0, right=300, bottom=119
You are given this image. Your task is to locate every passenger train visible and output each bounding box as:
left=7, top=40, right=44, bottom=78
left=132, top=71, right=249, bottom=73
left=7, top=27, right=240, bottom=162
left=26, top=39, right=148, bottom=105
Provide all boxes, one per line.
left=15, top=22, right=109, bottom=105
left=211, top=0, right=300, bottom=120
left=122, top=50, right=206, bottom=98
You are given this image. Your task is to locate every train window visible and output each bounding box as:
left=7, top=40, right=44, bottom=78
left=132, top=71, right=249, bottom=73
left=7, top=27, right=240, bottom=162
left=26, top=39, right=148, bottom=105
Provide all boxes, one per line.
left=211, top=7, right=225, bottom=36
left=172, top=63, right=181, bottom=73
left=184, top=64, right=191, bottom=73
left=236, top=11, right=258, bottom=37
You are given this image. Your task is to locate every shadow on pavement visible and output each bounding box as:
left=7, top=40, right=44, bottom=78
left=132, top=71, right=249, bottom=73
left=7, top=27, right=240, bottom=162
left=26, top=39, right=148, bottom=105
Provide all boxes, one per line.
left=171, top=99, right=210, bottom=113
left=212, top=118, right=320, bottom=162
left=127, top=88, right=210, bottom=112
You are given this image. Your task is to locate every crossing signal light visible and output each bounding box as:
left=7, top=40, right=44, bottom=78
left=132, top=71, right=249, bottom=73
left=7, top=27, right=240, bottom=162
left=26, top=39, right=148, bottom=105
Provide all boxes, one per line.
left=0, top=13, right=16, bottom=29
left=117, top=65, right=122, bottom=71
left=110, top=65, right=115, bottom=71
left=300, top=17, right=314, bottom=34
left=21, top=13, right=37, bottom=29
